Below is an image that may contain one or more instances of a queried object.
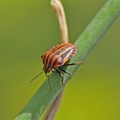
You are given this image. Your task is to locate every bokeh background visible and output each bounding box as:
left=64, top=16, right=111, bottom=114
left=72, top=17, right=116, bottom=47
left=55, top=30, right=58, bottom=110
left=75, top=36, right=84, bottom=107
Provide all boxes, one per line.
left=0, top=0, right=120, bottom=120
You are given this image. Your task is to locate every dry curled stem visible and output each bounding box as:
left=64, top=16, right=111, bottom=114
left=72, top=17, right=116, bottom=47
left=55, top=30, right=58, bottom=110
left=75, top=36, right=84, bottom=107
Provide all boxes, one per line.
left=51, top=0, right=69, bottom=43
left=43, top=0, right=69, bottom=120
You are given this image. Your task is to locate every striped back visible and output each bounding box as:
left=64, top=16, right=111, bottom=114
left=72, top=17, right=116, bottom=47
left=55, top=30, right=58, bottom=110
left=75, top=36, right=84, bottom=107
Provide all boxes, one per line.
left=41, top=43, right=77, bottom=73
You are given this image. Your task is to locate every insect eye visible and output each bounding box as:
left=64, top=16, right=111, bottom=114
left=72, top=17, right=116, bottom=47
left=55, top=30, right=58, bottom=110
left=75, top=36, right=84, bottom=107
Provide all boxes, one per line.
left=41, top=54, right=44, bottom=58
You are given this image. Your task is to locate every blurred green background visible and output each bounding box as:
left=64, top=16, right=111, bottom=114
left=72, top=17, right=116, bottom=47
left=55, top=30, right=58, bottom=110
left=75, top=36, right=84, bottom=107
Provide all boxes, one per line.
left=0, top=0, right=120, bottom=120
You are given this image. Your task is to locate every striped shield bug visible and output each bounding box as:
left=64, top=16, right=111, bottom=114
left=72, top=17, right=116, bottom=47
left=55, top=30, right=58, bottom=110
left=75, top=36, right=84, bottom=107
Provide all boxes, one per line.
left=30, top=43, right=82, bottom=88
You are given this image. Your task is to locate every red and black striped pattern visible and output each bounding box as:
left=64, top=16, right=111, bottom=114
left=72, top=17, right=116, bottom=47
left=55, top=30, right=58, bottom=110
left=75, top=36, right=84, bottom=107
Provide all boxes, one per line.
left=41, top=43, right=77, bottom=73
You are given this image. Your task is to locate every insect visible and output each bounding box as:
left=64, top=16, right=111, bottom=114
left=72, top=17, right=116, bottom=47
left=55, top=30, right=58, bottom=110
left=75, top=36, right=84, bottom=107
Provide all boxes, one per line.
left=30, top=43, right=82, bottom=88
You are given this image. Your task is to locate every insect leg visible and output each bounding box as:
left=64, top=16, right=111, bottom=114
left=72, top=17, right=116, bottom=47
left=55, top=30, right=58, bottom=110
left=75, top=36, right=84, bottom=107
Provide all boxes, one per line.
left=45, top=73, right=51, bottom=90
left=55, top=68, right=65, bottom=85
left=58, top=67, right=70, bottom=75
left=58, top=67, right=71, bottom=79
left=63, top=61, right=83, bottom=66
left=51, top=69, right=57, bottom=73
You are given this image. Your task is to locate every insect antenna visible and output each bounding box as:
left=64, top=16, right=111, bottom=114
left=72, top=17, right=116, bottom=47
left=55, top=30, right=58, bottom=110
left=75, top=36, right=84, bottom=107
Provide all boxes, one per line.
left=30, top=71, right=43, bottom=83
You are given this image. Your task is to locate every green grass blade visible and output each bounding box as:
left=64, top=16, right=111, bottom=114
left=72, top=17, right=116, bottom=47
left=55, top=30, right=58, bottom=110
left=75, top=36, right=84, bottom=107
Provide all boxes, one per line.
left=15, top=0, right=120, bottom=120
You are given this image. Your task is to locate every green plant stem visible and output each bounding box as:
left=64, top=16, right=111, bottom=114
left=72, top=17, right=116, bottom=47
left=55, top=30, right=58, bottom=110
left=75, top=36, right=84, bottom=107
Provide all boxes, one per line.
left=15, top=0, right=120, bottom=120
